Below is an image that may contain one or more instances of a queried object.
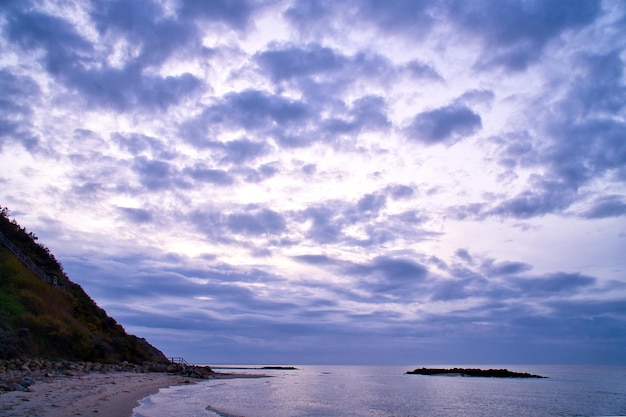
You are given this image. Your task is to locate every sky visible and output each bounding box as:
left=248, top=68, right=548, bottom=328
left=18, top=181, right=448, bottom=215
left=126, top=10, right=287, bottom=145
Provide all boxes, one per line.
left=1, top=0, right=625, bottom=365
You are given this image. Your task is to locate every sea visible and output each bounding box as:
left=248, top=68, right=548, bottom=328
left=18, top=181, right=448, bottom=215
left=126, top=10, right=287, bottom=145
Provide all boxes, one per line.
left=133, top=364, right=626, bottom=417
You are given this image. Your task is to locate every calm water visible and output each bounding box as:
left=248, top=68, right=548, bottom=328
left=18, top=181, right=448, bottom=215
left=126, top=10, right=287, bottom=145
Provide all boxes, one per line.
left=133, top=365, right=626, bottom=417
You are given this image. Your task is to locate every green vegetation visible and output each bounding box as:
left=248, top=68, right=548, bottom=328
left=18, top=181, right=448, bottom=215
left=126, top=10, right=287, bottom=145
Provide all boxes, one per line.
left=0, top=206, right=167, bottom=363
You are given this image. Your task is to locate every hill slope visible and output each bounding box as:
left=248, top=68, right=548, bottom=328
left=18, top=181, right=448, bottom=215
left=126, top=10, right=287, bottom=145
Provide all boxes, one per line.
left=0, top=207, right=167, bottom=363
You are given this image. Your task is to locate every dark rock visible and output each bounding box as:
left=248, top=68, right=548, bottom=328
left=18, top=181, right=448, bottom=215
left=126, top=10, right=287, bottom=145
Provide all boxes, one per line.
left=406, top=367, right=547, bottom=378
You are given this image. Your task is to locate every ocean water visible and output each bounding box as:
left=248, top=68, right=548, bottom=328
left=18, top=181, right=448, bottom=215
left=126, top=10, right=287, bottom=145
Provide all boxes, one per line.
left=133, top=365, right=626, bottom=417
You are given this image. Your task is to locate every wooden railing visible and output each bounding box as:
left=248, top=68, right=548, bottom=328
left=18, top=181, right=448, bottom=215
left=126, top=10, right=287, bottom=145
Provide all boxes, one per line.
left=169, top=357, right=192, bottom=366
left=0, top=231, right=57, bottom=286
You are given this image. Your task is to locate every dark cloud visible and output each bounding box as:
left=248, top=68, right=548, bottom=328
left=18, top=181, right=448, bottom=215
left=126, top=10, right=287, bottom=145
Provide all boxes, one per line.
left=482, top=260, right=533, bottom=276
left=486, top=176, right=577, bottom=219
left=132, top=157, right=188, bottom=190
left=403, top=60, right=442, bottom=81
left=512, top=272, right=596, bottom=295
left=0, top=69, right=40, bottom=149
left=385, top=184, right=414, bottom=200
left=357, top=193, right=386, bottom=214
left=220, top=138, right=269, bottom=164
left=520, top=51, right=626, bottom=217
left=302, top=164, right=316, bottom=176
left=484, top=50, right=626, bottom=220
left=113, top=132, right=172, bottom=159
left=323, top=117, right=360, bottom=138
left=456, top=89, right=495, bottom=106
left=255, top=43, right=347, bottom=82
left=302, top=205, right=344, bottom=244
left=6, top=7, right=202, bottom=111
left=407, top=104, right=482, bottom=145
left=283, top=0, right=339, bottom=35
left=356, top=0, right=440, bottom=37
left=321, top=95, right=391, bottom=139
left=182, top=90, right=309, bottom=147
left=91, top=0, right=195, bottom=67
left=227, top=208, right=286, bottom=236
left=349, top=95, right=391, bottom=130
left=177, top=0, right=259, bottom=30
left=293, top=254, right=338, bottom=266
left=286, top=1, right=601, bottom=72
left=429, top=274, right=479, bottom=301
left=68, top=69, right=202, bottom=112
left=235, top=162, right=280, bottom=183
left=183, top=164, right=234, bottom=186
left=118, top=207, right=153, bottom=224
left=571, top=51, right=626, bottom=116
left=583, top=195, right=626, bottom=219
left=455, top=249, right=473, bottom=264
left=255, top=43, right=396, bottom=100
left=345, top=256, right=428, bottom=298
left=392, top=210, right=428, bottom=225
left=449, top=0, right=602, bottom=71
left=6, top=10, right=93, bottom=74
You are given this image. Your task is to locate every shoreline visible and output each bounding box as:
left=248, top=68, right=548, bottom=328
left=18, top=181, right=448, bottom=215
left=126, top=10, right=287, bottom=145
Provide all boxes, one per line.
left=0, top=370, right=266, bottom=417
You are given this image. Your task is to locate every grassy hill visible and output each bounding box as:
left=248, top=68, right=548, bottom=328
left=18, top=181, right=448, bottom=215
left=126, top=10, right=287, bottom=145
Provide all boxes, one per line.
left=0, top=206, right=167, bottom=363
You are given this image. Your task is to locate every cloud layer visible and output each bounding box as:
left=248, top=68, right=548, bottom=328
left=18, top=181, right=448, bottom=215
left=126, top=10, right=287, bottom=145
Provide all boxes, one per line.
left=1, top=0, right=625, bottom=364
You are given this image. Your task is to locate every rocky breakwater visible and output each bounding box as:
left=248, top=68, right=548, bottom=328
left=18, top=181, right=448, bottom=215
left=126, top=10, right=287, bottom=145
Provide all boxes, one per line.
left=406, top=367, right=547, bottom=378
left=0, top=358, right=215, bottom=393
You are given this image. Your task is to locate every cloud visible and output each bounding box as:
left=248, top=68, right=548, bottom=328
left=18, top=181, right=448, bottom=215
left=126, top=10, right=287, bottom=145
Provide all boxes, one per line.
left=483, top=50, right=626, bottom=220
left=293, top=254, right=335, bottom=265
left=91, top=0, right=196, bottom=67
left=220, top=138, right=270, bottom=164
left=345, top=256, right=429, bottom=298
left=455, top=249, right=473, bottom=264
left=6, top=5, right=203, bottom=112
left=0, top=69, right=40, bottom=149
left=449, top=0, right=602, bottom=71
left=356, top=0, right=440, bottom=37
left=486, top=176, right=578, bottom=219
left=255, top=43, right=347, bottom=82
left=356, top=193, right=386, bottom=214
left=511, top=272, right=596, bottom=295
left=407, top=104, right=482, bottom=145
left=302, top=204, right=345, bottom=244
left=183, top=164, right=234, bottom=186
left=385, top=184, right=414, bottom=200
left=177, top=0, right=260, bottom=30
left=132, top=157, right=187, bottom=191
left=235, top=163, right=280, bottom=183
left=113, top=132, right=173, bottom=159
left=182, top=89, right=310, bottom=147
left=6, top=10, right=93, bottom=73
left=583, top=195, right=626, bottom=219
left=403, top=60, right=443, bottom=81
left=226, top=208, right=286, bottom=236
left=118, top=207, right=153, bottom=224
left=69, top=69, right=203, bottom=111
left=482, top=260, right=533, bottom=276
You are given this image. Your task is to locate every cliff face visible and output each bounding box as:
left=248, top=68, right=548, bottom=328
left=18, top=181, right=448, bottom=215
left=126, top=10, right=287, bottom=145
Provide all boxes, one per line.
left=0, top=208, right=167, bottom=364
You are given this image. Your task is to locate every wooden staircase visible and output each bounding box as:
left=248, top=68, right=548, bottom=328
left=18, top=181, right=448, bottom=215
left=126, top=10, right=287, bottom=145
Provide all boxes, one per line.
left=0, top=231, right=57, bottom=286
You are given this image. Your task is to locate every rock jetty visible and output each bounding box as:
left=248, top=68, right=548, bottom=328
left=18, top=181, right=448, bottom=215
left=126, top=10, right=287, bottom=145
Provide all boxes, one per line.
left=406, top=367, right=547, bottom=378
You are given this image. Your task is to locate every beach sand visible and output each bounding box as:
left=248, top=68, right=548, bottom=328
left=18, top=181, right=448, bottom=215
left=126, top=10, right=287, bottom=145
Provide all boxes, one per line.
left=0, top=371, right=192, bottom=417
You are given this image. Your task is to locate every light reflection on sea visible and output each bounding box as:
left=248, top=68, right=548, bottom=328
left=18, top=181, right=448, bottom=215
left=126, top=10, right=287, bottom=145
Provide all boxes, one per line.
left=133, top=365, right=626, bottom=417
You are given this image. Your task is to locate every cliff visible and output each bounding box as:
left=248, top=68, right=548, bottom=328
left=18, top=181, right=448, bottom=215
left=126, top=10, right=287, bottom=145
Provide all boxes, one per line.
left=0, top=207, right=168, bottom=364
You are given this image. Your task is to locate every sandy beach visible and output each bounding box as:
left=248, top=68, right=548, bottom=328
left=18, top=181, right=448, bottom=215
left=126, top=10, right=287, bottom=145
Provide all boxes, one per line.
left=0, top=371, right=192, bottom=417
